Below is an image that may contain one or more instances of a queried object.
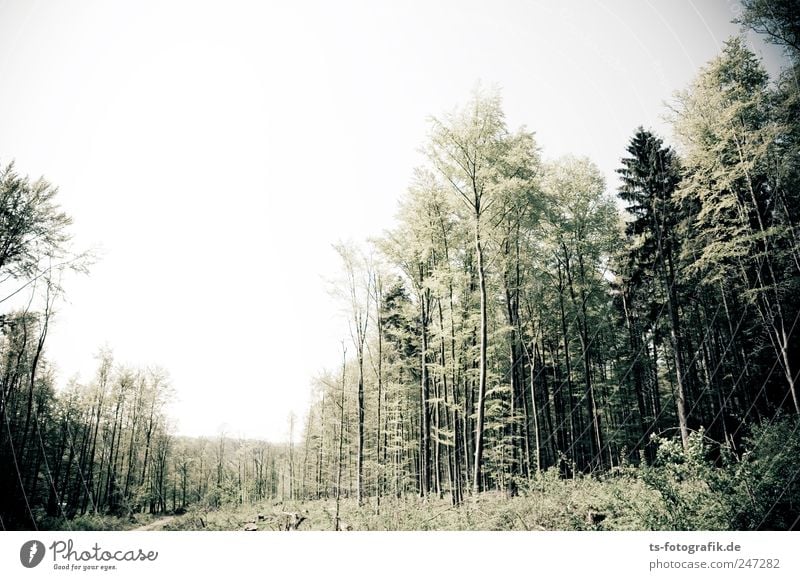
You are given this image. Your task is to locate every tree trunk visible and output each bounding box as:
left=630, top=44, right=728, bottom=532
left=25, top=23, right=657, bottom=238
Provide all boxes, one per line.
left=472, top=223, right=489, bottom=495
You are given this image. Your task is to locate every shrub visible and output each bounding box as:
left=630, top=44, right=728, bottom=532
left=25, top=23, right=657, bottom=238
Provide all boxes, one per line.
left=638, top=429, right=734, bottom=530
left=729, top=415, right=800, bottom=530
left=636, top=417, right=800, bottom=530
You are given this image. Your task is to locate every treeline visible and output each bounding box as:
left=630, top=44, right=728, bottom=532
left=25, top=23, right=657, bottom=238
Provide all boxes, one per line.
left=0, top=165, right=175, bottom=528
left=0, top=159, right=295, bottom=528
left=0, top=319, right=298, bottom=527
left=0, top=169, right=180, bottom=526
left=0, top=346, right=174, bottom=522
left=294, top=16, right=800, bottom=505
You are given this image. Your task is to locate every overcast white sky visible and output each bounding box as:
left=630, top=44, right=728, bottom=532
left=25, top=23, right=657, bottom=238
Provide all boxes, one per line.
left=0, top=1, right=785, bottom=441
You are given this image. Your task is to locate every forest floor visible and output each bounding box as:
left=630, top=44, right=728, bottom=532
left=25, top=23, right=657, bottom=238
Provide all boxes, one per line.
left=30, top=467, right=732, bottom=531
left=131, top=516, right=176, bottom=531
left=155, top=494, right=638, bottom=532
left=33, top=419, right=800, bottom=532
left=34, top=468, right=787, bottom=532
left=153, top=472, right=684, bottom=531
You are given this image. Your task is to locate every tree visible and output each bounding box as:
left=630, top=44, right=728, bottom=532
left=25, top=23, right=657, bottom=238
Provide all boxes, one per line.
left=541, top=156, right=620, bottom=469
left=0, top=162, right=79, bottom=528
left=617, top=129, right=691, bottom=448
left=427, top=87, right=539, bottom=492
left=0, top=163, right=73, bottom=285
left=736, top=0, right=800, bottom=56
left=333, top=242, right=372, bottom=505
left=673, top=38, right=800, bottom=414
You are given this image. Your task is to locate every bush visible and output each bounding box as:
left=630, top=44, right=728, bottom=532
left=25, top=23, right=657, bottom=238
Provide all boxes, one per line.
left=635, top=417, right=800, bottom=530
left=38, top=513, right=130, bottom=531
left=729, top=415, right=800, bottom=530
left=636, top=429, right=735, bottom=530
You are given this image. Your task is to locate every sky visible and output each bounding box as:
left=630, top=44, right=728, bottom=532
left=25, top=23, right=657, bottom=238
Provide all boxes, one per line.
left=0, top=0, right=786, bottom=442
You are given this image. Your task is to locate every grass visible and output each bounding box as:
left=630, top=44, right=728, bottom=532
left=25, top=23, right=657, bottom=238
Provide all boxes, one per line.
left=36, top=511, right=159, bottom=531
left=155, top=468, right=705, bottom=531
left=27, top=469, right=777, bottom=531
left=36, top=418, right=800, bottom=531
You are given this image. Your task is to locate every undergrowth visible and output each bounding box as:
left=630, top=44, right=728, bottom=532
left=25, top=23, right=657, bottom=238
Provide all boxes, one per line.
left=40, top=416, right=800, bottom=531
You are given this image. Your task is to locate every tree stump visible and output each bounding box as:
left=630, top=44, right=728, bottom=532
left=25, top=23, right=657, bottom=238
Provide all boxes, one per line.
left=281, top=512, right=307, bottom=531
left=586, top=511, right=606, bottom=527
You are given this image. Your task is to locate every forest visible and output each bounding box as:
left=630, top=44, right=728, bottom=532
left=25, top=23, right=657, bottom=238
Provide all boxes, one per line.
left=1, top=0, right=799, bottom=531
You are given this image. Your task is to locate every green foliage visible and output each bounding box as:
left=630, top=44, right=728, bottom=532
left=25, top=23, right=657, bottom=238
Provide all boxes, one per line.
left=0, top=162, right=74, bottom=279
left=631, top=419, right=800, bottom=530
left=736, top=0, right=800, bottom=58
left=729, top=416, right=800, bottom=530
left=66, top=418, right=799, bottom=531
left=37, top=513, right=132, bottom=532
left=638, top=429, right=734, bottom=530
left=6, top=2, right=800, bottom=533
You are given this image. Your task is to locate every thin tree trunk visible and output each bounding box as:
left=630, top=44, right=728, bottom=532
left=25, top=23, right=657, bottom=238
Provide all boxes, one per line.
left=472, top=223, right=489, bottom=494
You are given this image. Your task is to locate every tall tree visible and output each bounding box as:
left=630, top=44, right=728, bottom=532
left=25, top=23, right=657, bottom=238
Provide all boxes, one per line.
left=427, top=87, right=539, bottom=492
left=541, top=156, right=620, bottom=468
left=333, top=243, right=372, bottom=505
left=674, top=38, right=800, bottom=414
left=617, top=129, right=690, bottom=448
